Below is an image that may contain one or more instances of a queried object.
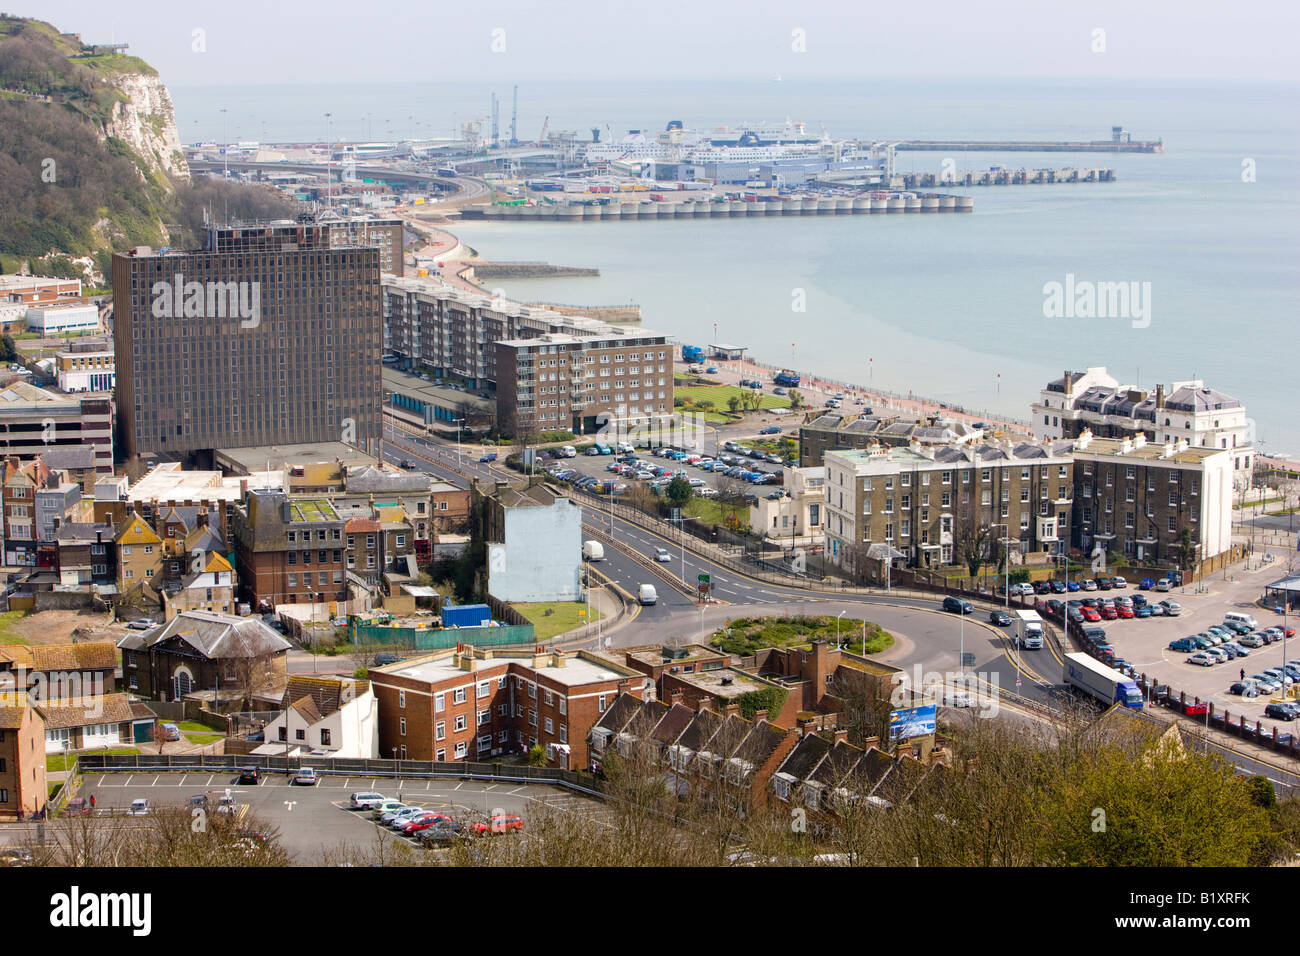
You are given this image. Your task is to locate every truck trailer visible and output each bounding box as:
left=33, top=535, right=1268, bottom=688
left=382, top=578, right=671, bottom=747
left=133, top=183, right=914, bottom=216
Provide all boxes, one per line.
left=1012, top=609, right=1044, bottom=650
left=1063, top=652, right=1143, bottom=710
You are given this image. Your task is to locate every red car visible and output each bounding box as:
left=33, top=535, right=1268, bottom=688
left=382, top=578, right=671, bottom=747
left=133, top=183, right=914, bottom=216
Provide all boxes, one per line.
left=1115, top=605, right=1134, bottom=619
left=63, top=797, right=91, bottom=816
left=1099, top=605, right=1118, bottom=620
left=402, top=812, right=452, bottom=835
left=471, top=814, right=523, bottom=835
left=1081, top=606, right=1101, bottom=623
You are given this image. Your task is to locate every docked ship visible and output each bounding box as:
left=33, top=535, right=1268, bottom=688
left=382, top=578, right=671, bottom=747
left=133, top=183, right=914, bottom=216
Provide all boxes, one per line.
left=584, top=120, right=854, bottom=165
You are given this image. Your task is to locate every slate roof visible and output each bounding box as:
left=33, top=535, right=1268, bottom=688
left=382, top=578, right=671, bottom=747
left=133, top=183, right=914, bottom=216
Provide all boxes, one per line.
left=36, top=444, right=96, bottom=470
left=774, top=732, right=830, bottom=781
left=36, top=692, right=135, bottom=728
left=116, top=611, right=290, bottom=659
left=288, top=695, right=324, bottom=726
left=0, top=641, right=117, bottom=671
left=280, top=676, right=367, bottom=716
left=345, top=466, right=431, bottom=494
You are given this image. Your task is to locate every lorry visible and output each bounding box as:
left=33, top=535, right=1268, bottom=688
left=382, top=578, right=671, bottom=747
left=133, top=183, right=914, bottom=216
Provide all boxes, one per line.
left=682, top=345, right=706, bottom=364
left=1063, top=652, right=1144, bottom=710
left=1012, top=609, right=1044, bottom=650
left=773, top=369, right=801, bottom=387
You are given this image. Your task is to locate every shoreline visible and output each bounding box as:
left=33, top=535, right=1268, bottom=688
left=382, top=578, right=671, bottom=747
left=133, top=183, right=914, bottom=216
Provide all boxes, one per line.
left=404, top=216, right=1034, bottom=440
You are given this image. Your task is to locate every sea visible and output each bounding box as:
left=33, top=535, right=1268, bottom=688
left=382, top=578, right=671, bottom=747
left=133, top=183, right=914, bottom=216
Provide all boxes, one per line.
left=169, top=78, right=1300, bottom=452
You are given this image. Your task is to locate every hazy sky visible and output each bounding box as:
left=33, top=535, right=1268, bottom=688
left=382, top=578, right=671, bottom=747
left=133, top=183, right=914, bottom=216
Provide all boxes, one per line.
left=27, top=0, right=1300, bottom=86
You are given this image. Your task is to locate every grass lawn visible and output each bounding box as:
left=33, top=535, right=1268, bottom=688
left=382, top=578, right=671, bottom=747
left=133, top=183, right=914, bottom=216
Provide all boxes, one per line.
left=514, top=601, right=603, bottom=640
left=711, top=615, right=893, bottom=657
left=177, top=721, right=219, bottom=733
left=677, top=383, right=790, bottom=411
left=684, top=496, right=750, bottom=530
left=185, top=734, right=223, bottom=745
left=46, top=746, right=139, bottom=772
left=0, top=610, right=29, bottom=645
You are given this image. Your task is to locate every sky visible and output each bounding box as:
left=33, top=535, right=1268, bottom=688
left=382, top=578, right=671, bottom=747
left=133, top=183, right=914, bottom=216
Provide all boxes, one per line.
left=25, top=0, right=1300, bottom=87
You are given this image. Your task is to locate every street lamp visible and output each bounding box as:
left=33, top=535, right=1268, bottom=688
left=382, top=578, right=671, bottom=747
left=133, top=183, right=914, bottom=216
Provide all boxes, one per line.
left=836, top=610, right=846, bottom=648
left=451, top=417, right=465, bottom=469
left=990, top=522, right=1011, bottom=608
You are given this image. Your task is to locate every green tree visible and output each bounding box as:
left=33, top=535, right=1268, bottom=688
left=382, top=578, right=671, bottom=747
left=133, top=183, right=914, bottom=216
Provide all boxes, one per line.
left=527, top=744, right=547, bottom=767
left=727, top=396, right=741, bottom=414
left=788, top=389, right=803, bottom=408
left=1039, top=744, right=1272, bottom=866
left=666, top=476, right=693, bottom=506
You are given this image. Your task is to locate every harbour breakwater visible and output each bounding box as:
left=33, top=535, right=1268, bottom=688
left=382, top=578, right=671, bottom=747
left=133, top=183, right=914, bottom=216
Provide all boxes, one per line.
left=459, top=194, right=974, bottom=222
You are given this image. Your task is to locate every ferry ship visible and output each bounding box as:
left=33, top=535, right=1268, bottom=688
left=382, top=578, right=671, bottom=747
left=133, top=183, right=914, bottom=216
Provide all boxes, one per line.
left=584, top=120, right=853, bottom=165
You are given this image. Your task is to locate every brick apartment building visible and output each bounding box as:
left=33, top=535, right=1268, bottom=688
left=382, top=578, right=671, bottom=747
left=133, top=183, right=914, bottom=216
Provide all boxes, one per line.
left=232, top=490, right=349, bottom=608
left=1067, top=430, right=1234, bottom=565
left=112, top=222, right=382, bottom=465
left=368, top=645, right=648, bottom=770
left=495, top=330, right=675, bottom=438
left=0, top=703, right=46, bottom=820
left=799, top=411, right=984, bottom=468
left=823, top=438, right=1074, bottom=575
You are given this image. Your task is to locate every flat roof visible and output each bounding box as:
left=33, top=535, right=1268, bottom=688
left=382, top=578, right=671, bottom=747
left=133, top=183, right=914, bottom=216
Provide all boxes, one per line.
left=130, top=462, right=285, bottom=501
left=675, top=667, right=770, bottom=697
left=382, top=369, right=494, bottom=412
left=216, top=442, right=378, bottom=474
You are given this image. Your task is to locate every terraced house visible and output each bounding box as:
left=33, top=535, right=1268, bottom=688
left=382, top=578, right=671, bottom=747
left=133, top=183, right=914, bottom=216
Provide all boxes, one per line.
left=822, top=438, right=1074, bottom=575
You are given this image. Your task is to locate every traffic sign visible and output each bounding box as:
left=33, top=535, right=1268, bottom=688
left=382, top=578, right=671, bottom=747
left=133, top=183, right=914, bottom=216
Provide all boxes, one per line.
left=961, top=652, right=976, bottom=667
left=697, top=573, right=710, bottom=584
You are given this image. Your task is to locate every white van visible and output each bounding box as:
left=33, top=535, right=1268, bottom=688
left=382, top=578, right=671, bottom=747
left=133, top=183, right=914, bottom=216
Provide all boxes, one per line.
left=560, top=446, right=577, bottom=458
left=616, top=441, right=635, bottom=454
left=638, top=584, right=658, bottom=606
left=1224, top=611, right=1258, bottom=630
left=582, top=540, right=605, bottom=562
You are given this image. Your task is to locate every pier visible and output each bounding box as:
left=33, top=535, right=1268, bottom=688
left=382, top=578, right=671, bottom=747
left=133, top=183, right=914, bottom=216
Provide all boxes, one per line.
left=897, top=167, right=1115, bottom=188
left=459, top=194, right=973, bottom=222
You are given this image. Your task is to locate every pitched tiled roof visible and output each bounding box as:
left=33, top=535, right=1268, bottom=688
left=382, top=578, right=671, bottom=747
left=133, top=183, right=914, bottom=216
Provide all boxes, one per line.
left=0, top=641, right=117, bottom=671
left=280, top=676, right=366, bottom=717
left=36, top=692, right=135, bottom=728
left=775, top=733, right=830, bottom=781
left=288, top=695, right=324, bottom=726
left=344, top=518, right=381, bottom=533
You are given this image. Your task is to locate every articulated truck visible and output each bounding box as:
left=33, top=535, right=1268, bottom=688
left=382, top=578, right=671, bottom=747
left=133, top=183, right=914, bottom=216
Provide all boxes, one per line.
left=1063, top=652, right=1143, bottom=710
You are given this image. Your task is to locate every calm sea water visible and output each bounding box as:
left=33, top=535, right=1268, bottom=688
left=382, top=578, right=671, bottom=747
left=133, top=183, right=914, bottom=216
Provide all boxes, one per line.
left=171, top=78, right=1300, bottom=451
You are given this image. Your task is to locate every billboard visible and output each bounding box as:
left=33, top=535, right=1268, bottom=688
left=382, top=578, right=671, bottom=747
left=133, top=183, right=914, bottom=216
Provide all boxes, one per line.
left=889, top=704, right=937, bottom=742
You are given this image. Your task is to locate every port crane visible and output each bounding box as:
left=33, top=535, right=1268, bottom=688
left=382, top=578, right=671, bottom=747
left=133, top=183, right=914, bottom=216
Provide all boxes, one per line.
left=538, top=115, right=549, bottom=147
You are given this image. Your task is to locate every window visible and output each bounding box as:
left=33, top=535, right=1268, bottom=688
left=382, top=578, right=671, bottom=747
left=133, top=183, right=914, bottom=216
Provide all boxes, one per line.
left=453, top=688, right=466, bottom=704
left=398, top=690, right=406, bottom=708
left=321, top=729, right=331, bottom=747
left=598, top=694, right=608, bottom=711
left=498, top=704, right=507, bottom=716
left=478, top=735, right=491, bottom=753
left=544, top=717, right=554, bottom=734
left=295, top=728, right=305, bottom=741
left=478, top=681, right=490, bottom=698
left=399, top=718, right=406, bottom=736
left=436, top=748, right=446, bottom=762
left=454, top=742, right=467, bottom=758
left=544, top=689, right=553, bottom=706
left=559, top=697, right=566, bottom=715
left=498, top=729, right=509, bottom=743
left=478, top=709, right=489, bottom=727
left=434, top=692, right=445, bottom=712
left=559, top=725, right=568, bottom=744
left=435, top=721, right=445, bottom=740
left=454, top=714, right=467, bottom=732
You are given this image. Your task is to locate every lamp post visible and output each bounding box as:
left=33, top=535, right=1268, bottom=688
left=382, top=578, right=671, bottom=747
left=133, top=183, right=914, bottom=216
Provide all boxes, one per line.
left=990, top=522, right=1011, bottom=608
left=451, top=417, right=465, bottom=470
left=836, top=610, right=846, bottom=648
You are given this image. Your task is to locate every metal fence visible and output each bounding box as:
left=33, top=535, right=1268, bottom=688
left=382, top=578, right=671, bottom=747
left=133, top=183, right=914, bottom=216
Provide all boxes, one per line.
left=350, top=622, right=535, bottom=649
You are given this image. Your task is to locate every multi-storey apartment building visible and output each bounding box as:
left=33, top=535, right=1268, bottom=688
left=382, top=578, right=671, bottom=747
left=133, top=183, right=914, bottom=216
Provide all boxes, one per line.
left=823, top=439, right=1074, bottom=573
left=1067, top=431, right=1233, bottom=565
left=0, top=382, right=113, bottom=473
left=1032, top=367, right=1253, bottom=487
left=55, top=339, right=115, bottom=393
left=321, top=216, right=404, bottom=276
left=232, top=490, right=349, bottom=608
left=368, top=645, right=646, bottom=769
left=799, top=412, right=984, bottom=468
left=112, top=221, right=382, bottom=464
left=495, top=331, right=674, bottom=437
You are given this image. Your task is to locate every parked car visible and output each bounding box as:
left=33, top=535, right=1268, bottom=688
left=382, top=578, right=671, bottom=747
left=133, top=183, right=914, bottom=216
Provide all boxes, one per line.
left=1080, top=606, right=1101, bottom=623
left=471, top=813, right=524, bottom=834
left=1138, top=578, right=1155, bottom=590
left=127, top=618, right=156, bottom=630
left=375, top=653, right=402, bottom=666
left=1238, top=633, right=1266, bottom=648
left=1222, top=620, right=1252, bottom=636
left=1187, top=652, right=1217, bottom=667
left=1134, top=605, right=1152, bottom=619
left=1159, top=601, right=1181, bottom=616
left=128, top=798, right=151, bottom=816
left=403, top=812, right=454, bottom=834
left=1168, top=637, right=1199, bottom=652
left=418, top=820, right=467, bottom=845
left=1082, top=579, right=1098, bottom=591
left=371, top=800, right=407, bottom=820
left=293, top=768, right=318, bottom=786
left=237, top=767, right=260, bottom=785
left=1252, top=675, right=1283, bottom=693
left=1223, top=642, right=1249, bottom=658
left=1265, top=703, right=1300, bottom=721
left=1154, top=579, right=1173, bottom=592
left=160, top=722, right=182, bottom=741
left=0, top=848, right=33, bottom=867
left=64, top=797, right=91, bottom=816
left=1202, top=646, right=1229, bottom=664
left=1228, top=681, right=1261, bottom=697
left=942, top=597, right=973, bottom=615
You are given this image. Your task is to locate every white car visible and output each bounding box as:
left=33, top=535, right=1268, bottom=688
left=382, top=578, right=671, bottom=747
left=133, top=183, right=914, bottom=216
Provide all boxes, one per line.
left=655, top=548, right=672, bottom=563
left=1187, top=652, right=1217, bottom=667
left=687, top=478, right=706, bottom=488
left=350, top=792, right=388, bottom=810
left=128, top=799, right=150, bottom=816
left=941, top=691, right=975, bottom=708
left=1154, top=579, right=1172, bottom=592
left=1160, top=601, right=1181, bottom=616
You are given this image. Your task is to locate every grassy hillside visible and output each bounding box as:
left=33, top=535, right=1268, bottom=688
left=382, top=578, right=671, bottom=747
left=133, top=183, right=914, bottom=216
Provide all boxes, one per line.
left=0, top=15, right=296, bottom=276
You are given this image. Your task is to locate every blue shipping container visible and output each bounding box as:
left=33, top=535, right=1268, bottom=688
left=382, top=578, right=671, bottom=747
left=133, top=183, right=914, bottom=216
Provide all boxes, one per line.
left=442, top=603, right=492, bottom=628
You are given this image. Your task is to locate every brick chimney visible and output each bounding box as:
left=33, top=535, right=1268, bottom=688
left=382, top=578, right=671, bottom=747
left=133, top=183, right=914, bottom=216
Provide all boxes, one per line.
left=723, top=702, right=740, bottom=717
left=752, top=709, right=768, bottom=723
left=833, top=728, right=848, bottom=745
left=669, top=689, right=684, bottom=706
left=862, top=735, right=880, bottom=751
